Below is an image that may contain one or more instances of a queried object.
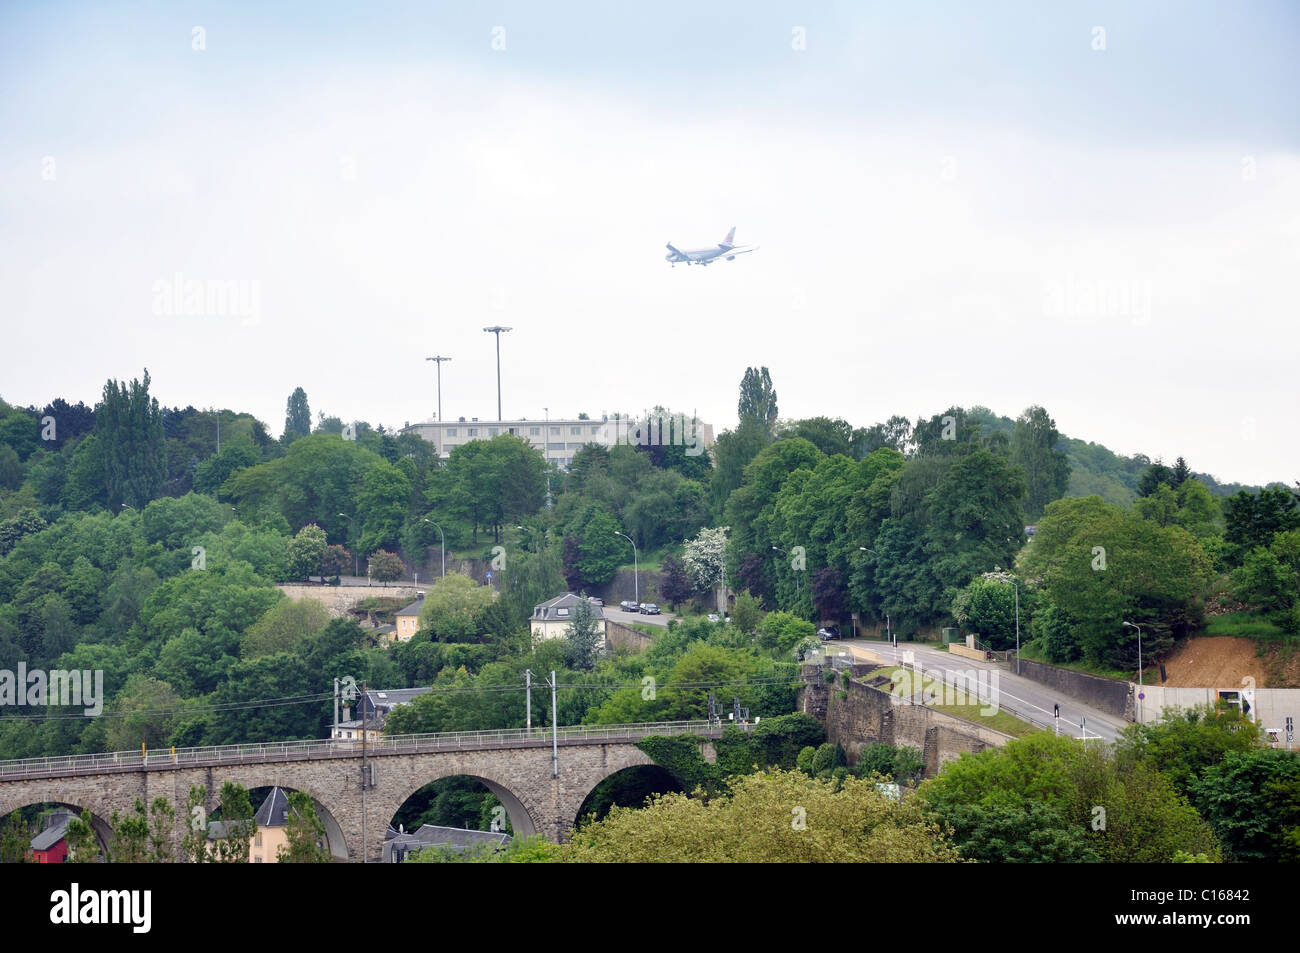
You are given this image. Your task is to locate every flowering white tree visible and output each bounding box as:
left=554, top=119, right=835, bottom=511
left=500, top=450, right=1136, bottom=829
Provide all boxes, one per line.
left=682, top=526, right=729, bottom=592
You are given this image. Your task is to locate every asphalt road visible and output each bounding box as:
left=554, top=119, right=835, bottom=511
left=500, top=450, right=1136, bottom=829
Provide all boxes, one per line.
left=607, top=606, right=676, bottom=627
left=829, top=638, right=1131, bottom=744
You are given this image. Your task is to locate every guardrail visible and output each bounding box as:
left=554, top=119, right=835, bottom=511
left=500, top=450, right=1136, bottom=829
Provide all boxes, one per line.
left=0, top=720, right=731, bottom=781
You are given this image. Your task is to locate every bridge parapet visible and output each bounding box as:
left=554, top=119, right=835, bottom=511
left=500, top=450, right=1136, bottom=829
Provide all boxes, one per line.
left=0, top=720, right=727, bottom=782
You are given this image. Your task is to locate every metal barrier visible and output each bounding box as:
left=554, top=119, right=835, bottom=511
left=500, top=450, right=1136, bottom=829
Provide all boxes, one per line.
left=0, top=720, right=733, bottom=781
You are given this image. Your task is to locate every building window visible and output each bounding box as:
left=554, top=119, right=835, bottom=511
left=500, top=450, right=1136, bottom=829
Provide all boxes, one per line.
left=255, top=832, right=262, bottom=847
left=550, top=426, right=560, bottom=435
left=468, top=428, right=478, bottom=437
left=530, top=427, right=540, bottom=436
left=489, top=428, right=498, bottom=437
left=591, top=426, right=601, bottom=435
left=570, top=426, right=581, bottom=435
left=445, top=428, right=456, bottom=437
left=557, top=607, right=569, bottom=616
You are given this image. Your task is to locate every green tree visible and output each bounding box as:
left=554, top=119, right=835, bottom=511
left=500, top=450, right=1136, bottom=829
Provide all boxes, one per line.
left=286, top=523, right=328, bottom=581
left=1191, top=748, right=1300, bottom=861
left=94, top=369, right=168, bottom=509
left=951, top=572, right=1021, bottom=650
left=65, top=809, right=101, bottom=863
left=111, top=799, right=152, bottom=863
left=562, top=596, right=604, bottom=671
left=241, top=597, right=330, bottom=658
left=369, top=548, right=405, bottom=583
left=418, top=573, right=497, bottom=642
left=1011, top=405, right=1071, bottom=520
left=283, top=387, right=312, bottom=443
left=212, top=782, right=256, bottom=863
left=276, top=791, right=330, bottom=863
left=737, top=366, right=779, bottom=437
left=563, top=769, right=959, bottom=863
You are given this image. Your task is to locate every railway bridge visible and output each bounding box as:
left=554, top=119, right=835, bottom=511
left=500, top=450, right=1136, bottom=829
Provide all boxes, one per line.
left=0, top=721, right=725, bottom=861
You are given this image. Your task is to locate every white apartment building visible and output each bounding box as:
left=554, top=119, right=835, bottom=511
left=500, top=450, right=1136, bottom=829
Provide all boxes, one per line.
left=400, top=413, right=714, bottom=469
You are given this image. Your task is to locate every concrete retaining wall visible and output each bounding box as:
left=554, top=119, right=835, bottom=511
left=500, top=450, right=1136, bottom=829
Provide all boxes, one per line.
left=605, top=619, right=654, bottom=653
left=948, top=644, right=987, bottom=662
left=1001, top=657, right=1133, bottom=720
left=275, top=584, right=424, bottom=618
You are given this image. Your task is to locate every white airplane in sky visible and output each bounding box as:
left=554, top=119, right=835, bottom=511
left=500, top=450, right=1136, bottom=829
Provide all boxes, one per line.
left=664, top=227, right=758, bottom=267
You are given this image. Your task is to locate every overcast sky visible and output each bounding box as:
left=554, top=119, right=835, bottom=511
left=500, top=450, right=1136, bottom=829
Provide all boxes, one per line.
left=2, top=1, right=1297, bottom=485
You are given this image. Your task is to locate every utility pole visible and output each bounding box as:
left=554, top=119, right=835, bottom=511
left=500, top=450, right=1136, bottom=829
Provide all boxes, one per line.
left=333, top=678, right=339, bottom=738
left=549, top=671, right=558, bottom=779
left=425, top=355, right=451, bottom=457
left=525, top=669, right=532, bottom=731
left=482, top=326, right=512, bottom=421
left=360, top=679, right=368, bottom=863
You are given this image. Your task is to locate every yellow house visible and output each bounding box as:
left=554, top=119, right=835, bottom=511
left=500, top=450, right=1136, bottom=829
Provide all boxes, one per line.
left=530, top=593, right=606, bottom=647
left=394, top=596, right=425, bottom=642
left=249, top=787, right=295, bottom=863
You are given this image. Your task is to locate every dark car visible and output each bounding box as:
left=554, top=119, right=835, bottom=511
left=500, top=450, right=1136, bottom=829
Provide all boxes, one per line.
left=817, top=626, right=839, bottom=641
left=619, top=600, right=640, bottom=613
left=640, top=603, right=661, bottom=615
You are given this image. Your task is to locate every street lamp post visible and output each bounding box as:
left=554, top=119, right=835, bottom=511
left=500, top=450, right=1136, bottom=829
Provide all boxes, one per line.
left=483, top=326, right=512, bottom=421
left=859, top=547, right=895, bottom=660
left=771, top=545, right=800, bottom=597
left=543, top=407, right=552, bottom=509
left=338, top=513, right=358, bottom=577
left=425, top=355, right=451, bottom=457
left=423, top=518, right=445, bottom=578
left=615, top=532, right=638, bottom=604
left=1123, top=620, right=1144, bottom=722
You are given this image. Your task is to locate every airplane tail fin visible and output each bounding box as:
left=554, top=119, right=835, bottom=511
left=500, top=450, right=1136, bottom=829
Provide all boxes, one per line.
left=722, top=227, right=736, bottom=246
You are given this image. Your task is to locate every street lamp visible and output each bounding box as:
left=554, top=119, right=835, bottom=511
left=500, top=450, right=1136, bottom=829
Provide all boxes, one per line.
left=614, top=532, right=638, bottom=604
left=1123, top=620, right=1144, bottom=722
left=543, top=406, right=552, bottom=509
left=771, top=545, right=801, bottom=596
left=858, top=547, right=894, bottom=658
left=425, top=355, right=451, bottom=457
left=483, top=326, right=512, bottom=421
left=338, top=513, right=358, bottom=577
left=423, top=518, right=445, bottom=578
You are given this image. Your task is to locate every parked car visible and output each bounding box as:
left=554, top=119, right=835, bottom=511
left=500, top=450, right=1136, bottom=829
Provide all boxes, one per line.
left=619, top=600, right=640, bottom=613
left=639, top=603, right=661, bottom=615
left=588, top=597, right=604, bottom=607
left=817, top=626, right=839, bottom=641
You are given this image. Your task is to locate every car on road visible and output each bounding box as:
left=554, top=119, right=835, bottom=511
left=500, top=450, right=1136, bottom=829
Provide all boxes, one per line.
left=817, top=626, right=839, bottom=641
left=639, top=603, right=661, bottom=615
left=588, top=597, right=604, bottom=607
left=619, top=600, right=640, bottom=613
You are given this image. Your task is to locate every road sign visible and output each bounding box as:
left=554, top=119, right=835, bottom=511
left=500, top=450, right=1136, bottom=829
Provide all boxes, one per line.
left=1138, top=692, right=1145, bottom=700
left=485, top=571, right=493, bottom=579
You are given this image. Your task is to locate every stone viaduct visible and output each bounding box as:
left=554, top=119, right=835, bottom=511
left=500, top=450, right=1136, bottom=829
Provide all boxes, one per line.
left=0, top=722, right=720, bottom=861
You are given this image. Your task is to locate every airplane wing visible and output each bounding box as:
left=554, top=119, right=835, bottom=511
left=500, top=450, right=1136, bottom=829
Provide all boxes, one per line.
left=723, top=244, right=758, bottom=259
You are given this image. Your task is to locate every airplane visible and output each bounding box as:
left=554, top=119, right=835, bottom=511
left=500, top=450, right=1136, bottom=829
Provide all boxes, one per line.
left=665, top=227, right=758, bottom=267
